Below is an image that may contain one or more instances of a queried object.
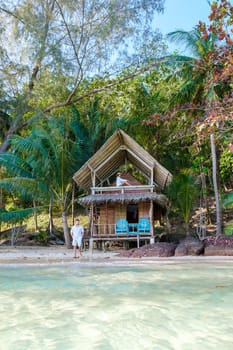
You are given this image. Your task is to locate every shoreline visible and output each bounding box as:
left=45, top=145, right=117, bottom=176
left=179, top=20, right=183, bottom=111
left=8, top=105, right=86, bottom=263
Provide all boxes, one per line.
left=1, top=246, right=233, bottom=266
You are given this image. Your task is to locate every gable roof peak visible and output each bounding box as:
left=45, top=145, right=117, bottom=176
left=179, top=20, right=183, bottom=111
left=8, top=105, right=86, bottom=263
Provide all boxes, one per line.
left=73, top=129, right=172, bottom=191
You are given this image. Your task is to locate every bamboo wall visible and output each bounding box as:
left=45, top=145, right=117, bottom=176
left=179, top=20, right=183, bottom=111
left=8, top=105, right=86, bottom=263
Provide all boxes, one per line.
left=99, top=205, right=115, bottom=234
left=97, top=201, right=158, bottom=235
left=115, top=203, right=126, bottom=221
left=138, top=202, right=150, bottom=219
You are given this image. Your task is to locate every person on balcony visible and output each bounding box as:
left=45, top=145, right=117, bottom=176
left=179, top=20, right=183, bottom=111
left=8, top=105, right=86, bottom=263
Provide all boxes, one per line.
left=116, top=172, right=130, bottom=186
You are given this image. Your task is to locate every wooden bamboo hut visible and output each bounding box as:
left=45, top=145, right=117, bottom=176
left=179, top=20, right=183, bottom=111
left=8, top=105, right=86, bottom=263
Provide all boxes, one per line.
left=73, top=129, right=172, bottom=249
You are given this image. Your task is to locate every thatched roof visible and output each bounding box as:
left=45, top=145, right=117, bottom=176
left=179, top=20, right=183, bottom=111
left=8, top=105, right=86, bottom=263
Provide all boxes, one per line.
left=73, top=129, right=172, bottom=191
left=78, top=192, right=168, bottom=208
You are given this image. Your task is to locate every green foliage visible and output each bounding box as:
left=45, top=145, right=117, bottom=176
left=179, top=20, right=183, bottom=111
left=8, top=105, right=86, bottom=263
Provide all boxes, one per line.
left=0, top=153, right=32, bottom=178
left=0, top=177, right=43, bottom=200
left=163, top=11, right=233, bottom=227
left=0, top=0, right=165, bottom=104
left=0, top=105, right=121, bottom=241
left=220, top=148, right=233, bottom=186
left=222, top=193, right=233, bottom=208
left=34, top=230, right=48, bottom=244
left=0, top=207, right=39, bottom=224
left=0, top=0, right=231, bottom=239
left=224, top=221, right=233, bottom=236
left=167, top=172, right=198, bottom=229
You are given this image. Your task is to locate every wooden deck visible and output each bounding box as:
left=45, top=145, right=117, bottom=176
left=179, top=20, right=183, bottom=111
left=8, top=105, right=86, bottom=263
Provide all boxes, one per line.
left=83, top=233, right=152, bottom=251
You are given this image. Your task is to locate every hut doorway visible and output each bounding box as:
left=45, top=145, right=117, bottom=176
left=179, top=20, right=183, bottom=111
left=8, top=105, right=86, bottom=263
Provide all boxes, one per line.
left=127, top=204, right=138, bottom=223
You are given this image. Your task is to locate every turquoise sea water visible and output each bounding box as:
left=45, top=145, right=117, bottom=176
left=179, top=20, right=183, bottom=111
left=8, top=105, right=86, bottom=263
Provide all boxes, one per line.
left=0, top=263, right=233, bottom=350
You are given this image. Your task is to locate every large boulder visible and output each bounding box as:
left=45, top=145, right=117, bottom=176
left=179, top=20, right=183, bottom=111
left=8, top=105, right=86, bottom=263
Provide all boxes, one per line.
left=117, top=242, right=177, bottom=258
left=175, top=236, right=204, bottom=256
left=139, top=243, right=177, bottom=257
left=205, top=245, right=233, bottom=256
left=204, top=235, right=233, bottom=256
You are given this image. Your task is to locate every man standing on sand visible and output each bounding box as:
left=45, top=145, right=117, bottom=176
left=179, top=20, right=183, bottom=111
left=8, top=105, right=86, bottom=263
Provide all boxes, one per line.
left=71, top=218, right=84, bottom=258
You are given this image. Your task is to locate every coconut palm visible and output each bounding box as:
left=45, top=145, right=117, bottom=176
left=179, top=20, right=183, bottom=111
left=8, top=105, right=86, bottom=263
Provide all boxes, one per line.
left=0, top=99, right=127, bottom=246
left=165, top=20, right=232, bottom=235
left=0, top=116, right=83, bottom=247
left=166, top=28, right=220, bottom=107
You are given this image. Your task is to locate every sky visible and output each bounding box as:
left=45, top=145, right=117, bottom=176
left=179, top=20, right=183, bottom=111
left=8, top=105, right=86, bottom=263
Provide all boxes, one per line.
left=153, top=0, right=211, bottom=52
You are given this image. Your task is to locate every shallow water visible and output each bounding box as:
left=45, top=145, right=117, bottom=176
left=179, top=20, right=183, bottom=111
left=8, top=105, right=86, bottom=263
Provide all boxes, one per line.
left=0, top=263, right=233, bottom=350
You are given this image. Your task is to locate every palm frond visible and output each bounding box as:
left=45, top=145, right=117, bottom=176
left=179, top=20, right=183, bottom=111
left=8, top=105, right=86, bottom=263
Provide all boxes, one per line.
left=10, top=135, right=40, bottom=154
left=163, top=54, right=195, bottom=67
left=170, top=73, right=204, bottom=106
left=0, top=207, right=43, bottom=223
left=167, top=28, right=219, bottom=59
left=0, top=177, right=48, bottom=199
left=167, top=30, right=201, bottom=57
left=0, top=153, right=32, bottom=178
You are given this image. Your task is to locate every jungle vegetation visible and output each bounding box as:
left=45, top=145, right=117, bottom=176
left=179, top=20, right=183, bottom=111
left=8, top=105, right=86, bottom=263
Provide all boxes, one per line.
left=0, top=0, right=232, bottom=246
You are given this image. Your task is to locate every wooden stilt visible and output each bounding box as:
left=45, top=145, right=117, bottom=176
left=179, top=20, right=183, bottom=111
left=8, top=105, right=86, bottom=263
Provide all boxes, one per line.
left=149, top=200, right=154, bottom=244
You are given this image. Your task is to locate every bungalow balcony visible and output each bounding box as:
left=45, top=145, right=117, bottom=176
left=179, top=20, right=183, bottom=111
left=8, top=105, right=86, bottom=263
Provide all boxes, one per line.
left=91, top=184, right=154, bottom=195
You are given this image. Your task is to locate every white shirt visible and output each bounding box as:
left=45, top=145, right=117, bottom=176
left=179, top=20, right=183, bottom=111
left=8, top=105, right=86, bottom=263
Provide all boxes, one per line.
left=116, top=176, right=128, bottom=186
left=71, top=224, right=84, bottom=239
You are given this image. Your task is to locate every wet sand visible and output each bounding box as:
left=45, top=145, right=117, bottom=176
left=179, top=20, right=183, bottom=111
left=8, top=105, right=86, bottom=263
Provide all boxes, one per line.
left=1, top=246, right=233, bottom=265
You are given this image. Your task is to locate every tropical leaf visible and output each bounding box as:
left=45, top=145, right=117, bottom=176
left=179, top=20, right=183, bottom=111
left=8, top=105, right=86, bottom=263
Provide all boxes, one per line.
left=0, top=153, right=32, bottom=178
left=0, top=178, right=46, bottom=198
left=222, top=193, right=233, bottom=208
left=0, top=207, right=43, bottom=223
left=167, top=172, right=198, bottom=225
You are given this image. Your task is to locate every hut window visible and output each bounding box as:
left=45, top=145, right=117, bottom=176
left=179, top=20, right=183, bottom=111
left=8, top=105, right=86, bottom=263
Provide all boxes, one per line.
left=127, top=204, right=138, bottom=223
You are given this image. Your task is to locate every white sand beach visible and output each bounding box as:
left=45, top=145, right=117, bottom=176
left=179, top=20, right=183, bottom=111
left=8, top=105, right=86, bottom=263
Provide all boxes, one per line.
left=0, top=246, right=116, bottom=265
left=1, top=246, right=233, bottom=265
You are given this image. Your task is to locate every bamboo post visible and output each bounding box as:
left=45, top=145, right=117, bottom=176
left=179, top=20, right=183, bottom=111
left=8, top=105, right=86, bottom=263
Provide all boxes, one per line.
left=210, top=133, right=222, bottom=235
left=71, top=181, right=75, bottom=225
left=89, top=203, right=94, bottom=255
left=149, top=200, right=154, bottom=244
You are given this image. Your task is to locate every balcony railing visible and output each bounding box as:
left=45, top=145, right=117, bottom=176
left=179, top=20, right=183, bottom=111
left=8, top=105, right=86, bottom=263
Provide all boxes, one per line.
left=89, top=223, right=151, bottom=236
left=91, top=185, right=154, bottom=195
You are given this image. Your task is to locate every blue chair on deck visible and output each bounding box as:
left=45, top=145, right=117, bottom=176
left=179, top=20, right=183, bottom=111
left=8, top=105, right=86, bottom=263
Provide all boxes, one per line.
left=115, top=219, right=129, bottom=234
left=138, top=218, right=150, bottom=234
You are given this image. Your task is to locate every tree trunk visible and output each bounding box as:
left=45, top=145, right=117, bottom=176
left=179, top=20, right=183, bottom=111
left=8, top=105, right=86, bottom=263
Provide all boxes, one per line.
left=62, top=211, right=71, bottom=248
left=210, top=133, right=222, bottom=235
left=0, top=114, right=25, bottom=153
left=33, top=200, right=39, bottom=232
left=184, top=221, right=190, bottom=236
left=48, top=200, right=54, bottom=235
left=164, top=210, right=172, bottom=234
left=0, top=129, right=17, bottom=153
left=71, top=181, right=75, bottom=226
left=200, top=172, right=209, bottom=215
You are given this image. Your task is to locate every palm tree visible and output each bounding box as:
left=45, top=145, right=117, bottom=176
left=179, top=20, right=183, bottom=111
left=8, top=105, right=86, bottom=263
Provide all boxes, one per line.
left=167, top=172, right=198, bottom=236
left=165, top=22, right=232, bottom=235
left=166, top=29, right=217, bottom=106
left=0, top=99, right=127, bottom=247
left=0, top=118, right=80, bottom=247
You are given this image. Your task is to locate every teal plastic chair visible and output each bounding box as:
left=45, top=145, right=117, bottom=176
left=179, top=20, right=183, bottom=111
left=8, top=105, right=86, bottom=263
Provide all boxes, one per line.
left=138, top=218, right=150, bottom=234
left=115, top=219, right=129, bottom=234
